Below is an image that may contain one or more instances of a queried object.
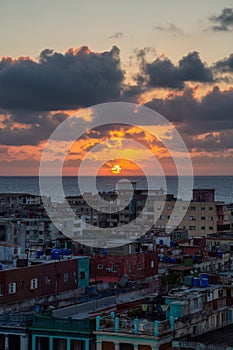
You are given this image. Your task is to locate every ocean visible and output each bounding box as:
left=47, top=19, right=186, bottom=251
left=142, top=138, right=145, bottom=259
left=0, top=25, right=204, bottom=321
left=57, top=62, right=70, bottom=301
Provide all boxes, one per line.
left=0, top=176, right=232, bottom=203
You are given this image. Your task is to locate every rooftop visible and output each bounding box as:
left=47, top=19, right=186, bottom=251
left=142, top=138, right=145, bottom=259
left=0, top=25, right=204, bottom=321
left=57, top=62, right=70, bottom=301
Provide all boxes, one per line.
left=193, top=324, right=233, bottom=347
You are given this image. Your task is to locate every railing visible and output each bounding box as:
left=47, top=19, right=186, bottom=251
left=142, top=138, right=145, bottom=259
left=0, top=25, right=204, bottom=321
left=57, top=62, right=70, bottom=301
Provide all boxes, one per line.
left=173, top=340, right=233, bottom=350
left=31, top=315, right=95, bottom=332
left=0, top=313, right=33, bottom=326
left=98, top=316, right=172, bottom=337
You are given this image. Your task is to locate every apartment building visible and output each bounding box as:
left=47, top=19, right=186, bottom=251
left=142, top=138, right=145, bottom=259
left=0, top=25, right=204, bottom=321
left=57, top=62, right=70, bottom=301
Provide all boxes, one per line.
left=154, top=189, right=232, bottom=237
left=0, top=255, right=89, bottom=304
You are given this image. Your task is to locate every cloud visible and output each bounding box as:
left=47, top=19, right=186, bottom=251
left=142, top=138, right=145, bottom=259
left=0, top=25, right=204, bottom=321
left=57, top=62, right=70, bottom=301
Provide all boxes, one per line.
left=0, top=111, right=68, bottom=145
left=183, top=130, right=233, bottom=152
left=120, top=84, right=144, bottom=102
left=109, top=32, right=124, bottom=39
left=215, top=53, right=233, bottom=72
left=153, top=23, right=183, bottom=35
left=209, top=8, right=233, bottom=31
left=137, top=51, right=213, bottom=89
left=145, top=86, right=233, bottom=136
left=0, top=46, right=124, bottom=111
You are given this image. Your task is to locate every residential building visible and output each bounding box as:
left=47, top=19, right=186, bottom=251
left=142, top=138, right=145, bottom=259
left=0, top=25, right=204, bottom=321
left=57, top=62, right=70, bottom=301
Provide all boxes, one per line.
left=154, top=189, right=232, bottom=237
left=0, top=255, right=89, bottom=304
left=30, top=315, right=95, bottom=350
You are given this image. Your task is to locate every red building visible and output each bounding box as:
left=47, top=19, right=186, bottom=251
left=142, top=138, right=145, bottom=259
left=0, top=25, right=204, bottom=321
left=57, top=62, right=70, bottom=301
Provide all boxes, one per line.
left=90, top=250, right=158, bottom=283
left=0, top=256, right=89, bottom=304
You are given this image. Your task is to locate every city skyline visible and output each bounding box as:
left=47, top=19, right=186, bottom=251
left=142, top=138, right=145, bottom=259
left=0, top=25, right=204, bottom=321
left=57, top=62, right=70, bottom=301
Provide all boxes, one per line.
left=0, top=0, right=233, bottom=175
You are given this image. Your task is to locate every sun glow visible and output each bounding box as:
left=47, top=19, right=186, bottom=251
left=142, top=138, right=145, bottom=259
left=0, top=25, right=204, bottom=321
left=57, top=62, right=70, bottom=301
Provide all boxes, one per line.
left=111, top=164, right=122, bottom=174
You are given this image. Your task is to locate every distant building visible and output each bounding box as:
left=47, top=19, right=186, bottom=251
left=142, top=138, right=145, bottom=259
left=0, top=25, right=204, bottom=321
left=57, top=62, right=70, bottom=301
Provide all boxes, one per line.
left=154, top=189, right=232, bottom=237
left=0, top=255, right=89, bottom=304
left=90, top=250, right=158, bottom=283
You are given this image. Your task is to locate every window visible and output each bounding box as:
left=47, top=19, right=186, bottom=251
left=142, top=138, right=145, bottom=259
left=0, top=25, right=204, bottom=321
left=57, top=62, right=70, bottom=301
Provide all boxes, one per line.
left=0, top=285, right=3, bottom=296
left=8, top=282, right=16, bottom=294
left=64, top=272, right=69, bottom=283
left=189, top=226, right=196, bottom=230
left=194, top=298, right=198, bottom=309
left=97, top=264, right=103, bottom=270
left=45, top=276, right=52, bottom=285
left=138, top=263, right=142, bottom=270
left=209, top=226, right=213, bottom=230
left=209, top=216, right=213, bottom=221
left=111, top=265, right=118, bottom=272
left=20, top=281, right=24, bottom=288
left=201, top=216, right=205, bottom=220
left=151, top=261, right=155, bottom=268
left=209, top=207, right=213, bottom=211
left=80, top=271, right=85, bottom=279
left=190, top=206, right=196, bottom=211
left=201, top=226, right=205, bottom=230
left=30, top=278, right=38, bottom=290
left=189, top=216, right=196, bottom=221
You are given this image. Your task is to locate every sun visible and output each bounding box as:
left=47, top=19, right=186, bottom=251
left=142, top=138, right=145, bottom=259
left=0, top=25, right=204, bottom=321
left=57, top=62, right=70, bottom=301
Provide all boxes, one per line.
left=111, top=164, right=122, bottom=174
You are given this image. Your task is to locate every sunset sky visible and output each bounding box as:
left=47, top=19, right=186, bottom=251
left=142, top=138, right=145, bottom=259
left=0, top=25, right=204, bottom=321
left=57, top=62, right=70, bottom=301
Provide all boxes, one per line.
left=0, top=0, right=233, bottom=175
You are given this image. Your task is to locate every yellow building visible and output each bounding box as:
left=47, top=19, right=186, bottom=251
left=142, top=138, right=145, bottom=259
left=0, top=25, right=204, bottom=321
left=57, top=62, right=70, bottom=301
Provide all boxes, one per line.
left=154, top=190, right=231, bottom=237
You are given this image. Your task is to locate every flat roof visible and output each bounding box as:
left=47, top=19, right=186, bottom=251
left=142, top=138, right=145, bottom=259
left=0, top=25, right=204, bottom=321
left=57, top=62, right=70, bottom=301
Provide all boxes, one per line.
left=193, top=324, right=233, bottom=346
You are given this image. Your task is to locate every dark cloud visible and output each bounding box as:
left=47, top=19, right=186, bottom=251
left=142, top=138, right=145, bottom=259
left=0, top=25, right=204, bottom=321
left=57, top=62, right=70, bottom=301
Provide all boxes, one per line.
left=153, top=23, right=183, bottom=35
left=0, top=111, right=68, bottom=146
left=120, top=84, right=144, bottom=102
left=145, top=86, right=233, bottom=135
left=182, top=130, right=233, bottom=152
left=0, top=46, right=124, bottom=111
left=109, top=32, right=124, bottom=39
left=215, top=53, right=233, bottom=72
left=209, top=8, right=233, bottom=31
left=137, top=51, right=213, bottom=89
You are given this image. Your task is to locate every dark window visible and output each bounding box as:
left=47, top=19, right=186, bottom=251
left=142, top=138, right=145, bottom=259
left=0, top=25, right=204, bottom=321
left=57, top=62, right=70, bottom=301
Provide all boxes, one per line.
left=45, top=276, right=52, bottom=285
left=80, top=271, right=85, bottom=279
left=0, top=285, right=3, bottom=296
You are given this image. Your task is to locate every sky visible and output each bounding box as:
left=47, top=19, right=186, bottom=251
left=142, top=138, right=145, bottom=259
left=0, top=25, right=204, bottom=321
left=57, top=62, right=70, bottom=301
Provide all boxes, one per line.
left=0, top=0, right=233, bottom=176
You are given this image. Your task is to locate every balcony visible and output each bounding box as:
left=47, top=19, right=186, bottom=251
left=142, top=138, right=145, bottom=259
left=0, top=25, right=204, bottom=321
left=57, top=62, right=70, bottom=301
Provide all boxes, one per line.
left=97, top=316, right=173, bottom=338
left=213, top=297, right=227, bottom=311
left=0, top=313, right=33, bottom=327
left=31, top=315, right=95, bottom=333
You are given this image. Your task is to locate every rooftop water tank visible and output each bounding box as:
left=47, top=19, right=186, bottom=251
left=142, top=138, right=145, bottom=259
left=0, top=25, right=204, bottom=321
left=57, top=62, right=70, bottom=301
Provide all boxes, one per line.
left=36, top=250, right=43, bottom=259
left=200, top=278, right=209, bottom=288
left=193, top=277, right=199, bottom=287
left=51, top=250, right=60, bottom=260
